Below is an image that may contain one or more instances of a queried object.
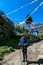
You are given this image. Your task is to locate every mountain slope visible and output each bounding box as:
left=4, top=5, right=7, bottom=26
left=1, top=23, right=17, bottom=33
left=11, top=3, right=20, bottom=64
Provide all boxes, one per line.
left=19, top=21, right=43, bottom=31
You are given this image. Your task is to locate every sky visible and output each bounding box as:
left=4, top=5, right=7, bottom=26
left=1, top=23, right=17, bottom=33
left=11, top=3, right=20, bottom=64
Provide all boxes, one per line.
left=0, top=0, right=43, bottom=24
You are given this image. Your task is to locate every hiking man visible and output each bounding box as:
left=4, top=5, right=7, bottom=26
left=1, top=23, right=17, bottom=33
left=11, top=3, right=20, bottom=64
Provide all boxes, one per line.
left=19, top=34, right=28, bottom=62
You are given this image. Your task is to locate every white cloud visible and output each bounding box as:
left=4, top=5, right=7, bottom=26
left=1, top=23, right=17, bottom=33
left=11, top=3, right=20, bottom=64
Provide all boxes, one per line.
left=39, top=1, right=43, bottom=6
left=6, top=0, right=38, bottom=15
left=31, top=1, right=43, bottom=15
left=20, top=6, right=24, bottom=8
left=23, top=1, right=43, bottom=22
left=31, top=6, right=39, bottom=15
left=29, top=0, right=38, bottom=4
left=6, top=9, right=19, bottom=15
left=19, top=21, right=25, bottom=25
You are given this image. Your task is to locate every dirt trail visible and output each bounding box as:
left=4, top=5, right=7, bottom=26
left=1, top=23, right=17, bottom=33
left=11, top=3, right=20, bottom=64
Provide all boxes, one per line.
left=1, top=40, right=43, bottom=65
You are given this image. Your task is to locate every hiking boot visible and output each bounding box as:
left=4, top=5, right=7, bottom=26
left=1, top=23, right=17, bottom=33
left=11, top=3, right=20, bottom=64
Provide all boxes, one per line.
left=22, top=59, right=25, bottom=62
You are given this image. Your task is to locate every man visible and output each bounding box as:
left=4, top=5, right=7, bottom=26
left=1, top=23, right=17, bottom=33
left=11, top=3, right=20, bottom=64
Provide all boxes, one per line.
left=19, top=34, right=28, bottom=62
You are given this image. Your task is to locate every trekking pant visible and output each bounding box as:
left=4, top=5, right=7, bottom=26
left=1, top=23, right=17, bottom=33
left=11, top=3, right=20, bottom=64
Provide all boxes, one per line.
left=22, top=46, right=27, bottom=60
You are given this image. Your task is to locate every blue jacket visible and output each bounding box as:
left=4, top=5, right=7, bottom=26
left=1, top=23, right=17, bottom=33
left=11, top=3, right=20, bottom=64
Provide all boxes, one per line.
left=19, top=38, right=27, bottom=46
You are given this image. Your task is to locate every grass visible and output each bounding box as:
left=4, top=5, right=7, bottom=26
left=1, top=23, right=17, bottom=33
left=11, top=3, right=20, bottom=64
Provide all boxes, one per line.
left=0, top=46, right=15, bottom=56
left=0, top=46, right=9, bottom=56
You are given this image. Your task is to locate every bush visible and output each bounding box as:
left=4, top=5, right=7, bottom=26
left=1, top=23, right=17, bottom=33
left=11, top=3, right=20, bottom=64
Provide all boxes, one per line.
left=0, top=46, right=15, bottom=56
left=0, top=36, right=20, bottom=49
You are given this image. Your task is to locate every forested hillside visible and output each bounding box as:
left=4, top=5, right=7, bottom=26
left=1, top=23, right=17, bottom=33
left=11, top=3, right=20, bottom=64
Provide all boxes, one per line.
left=0, top=11, right=14, bottom=38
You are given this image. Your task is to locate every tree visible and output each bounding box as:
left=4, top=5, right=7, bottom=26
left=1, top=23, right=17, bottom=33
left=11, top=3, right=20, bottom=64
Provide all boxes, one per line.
left=41, top=25, right=43, bottom=31
left=14, top=24, right=21, bottom=32
left=25, top=14, right=33, bottom=39
left=0, top=11, right=14, bottom=38
left=40, top=25, right=43, bottom=39
left=36, top=29, right=39, bottom=36
left=25, top=14, right=32, bottom=30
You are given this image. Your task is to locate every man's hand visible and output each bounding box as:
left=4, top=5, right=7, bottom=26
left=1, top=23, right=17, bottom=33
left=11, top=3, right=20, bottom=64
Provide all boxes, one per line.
left=24, top=43, right=28, bottom=46
left=18, top=43, right=21, bottom=46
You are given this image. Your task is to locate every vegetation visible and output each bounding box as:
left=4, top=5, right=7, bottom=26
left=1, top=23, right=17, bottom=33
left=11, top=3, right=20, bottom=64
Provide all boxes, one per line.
left=0, top=46, right=13, bottom=56
left=25, top=14, right=33, bottom=30
left=0, top=11, right=41, bottom=56
left=0, top=11, right=14, bottom=38
left=0, top=36, right=19, bottom=56
left=38, top=25, right=43, bottom=39
left=25, top=14, right=33, bottom=40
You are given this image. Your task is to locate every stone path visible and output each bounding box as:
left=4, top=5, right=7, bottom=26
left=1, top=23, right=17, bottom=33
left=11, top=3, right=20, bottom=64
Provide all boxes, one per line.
left=27, top=40, right=43, bottom=65
left=2, top=50, right=22, bottom=65
left=0, top=40, right=43, bottom=65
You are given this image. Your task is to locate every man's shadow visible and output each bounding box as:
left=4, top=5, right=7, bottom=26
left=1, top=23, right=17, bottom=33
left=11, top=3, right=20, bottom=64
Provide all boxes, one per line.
left=27, top=59, right=43, bottom=65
